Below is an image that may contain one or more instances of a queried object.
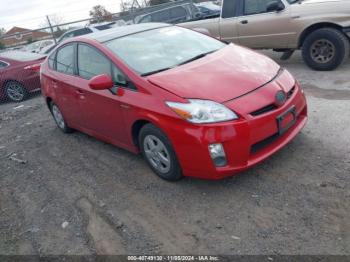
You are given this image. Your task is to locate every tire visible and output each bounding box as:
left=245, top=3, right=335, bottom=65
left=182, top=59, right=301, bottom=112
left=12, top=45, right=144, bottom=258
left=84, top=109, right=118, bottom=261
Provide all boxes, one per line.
left=5, top=81, right=27, bottom=102
left=50, top=101, right=73, bottom=133
left=302, top=28, right=350, bottom=71
left=139, top=124, right=183, bottom=181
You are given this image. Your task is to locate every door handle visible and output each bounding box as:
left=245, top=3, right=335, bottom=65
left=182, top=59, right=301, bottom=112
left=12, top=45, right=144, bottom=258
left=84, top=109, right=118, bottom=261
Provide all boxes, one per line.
left=240, top=20, right=248, bottom=24
left=120, top=104, right=130, bottom=109
left=76, top=89, right=85, bottom=99
left=52, top=80, right=58, bottom=88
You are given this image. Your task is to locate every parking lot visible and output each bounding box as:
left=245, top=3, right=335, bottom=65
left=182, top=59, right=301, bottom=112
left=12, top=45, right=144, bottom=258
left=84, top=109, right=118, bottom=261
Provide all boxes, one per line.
left=0, top=51, right=349, bottom=255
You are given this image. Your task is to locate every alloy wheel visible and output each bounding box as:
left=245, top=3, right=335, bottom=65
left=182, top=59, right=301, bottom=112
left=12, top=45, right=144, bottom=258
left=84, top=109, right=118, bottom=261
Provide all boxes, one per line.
left=52, top=105, right=65, bottom=130
left=6, top=82, right=25, bottom=102
left=143, top=135, right=171, bottom=174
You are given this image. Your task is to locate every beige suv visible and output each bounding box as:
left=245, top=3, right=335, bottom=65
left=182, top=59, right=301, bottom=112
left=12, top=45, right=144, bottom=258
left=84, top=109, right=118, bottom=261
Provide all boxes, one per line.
left=181, top=0, right=350, bottom=71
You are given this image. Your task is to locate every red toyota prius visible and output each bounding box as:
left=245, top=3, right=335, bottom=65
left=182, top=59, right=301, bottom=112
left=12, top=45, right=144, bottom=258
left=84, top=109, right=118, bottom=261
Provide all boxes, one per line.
left=40, top=23, right=307, bottom=181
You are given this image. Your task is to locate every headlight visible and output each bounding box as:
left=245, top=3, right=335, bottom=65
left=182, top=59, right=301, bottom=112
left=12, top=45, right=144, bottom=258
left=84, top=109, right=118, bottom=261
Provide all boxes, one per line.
left=166, top=99, right=238, bottom=124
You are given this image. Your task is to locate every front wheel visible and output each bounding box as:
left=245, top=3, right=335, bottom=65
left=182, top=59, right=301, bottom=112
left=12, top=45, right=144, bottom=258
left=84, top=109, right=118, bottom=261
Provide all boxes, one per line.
left=302, top=28, right=350, bottom=71
left=139, top=124, right=183, bottom=181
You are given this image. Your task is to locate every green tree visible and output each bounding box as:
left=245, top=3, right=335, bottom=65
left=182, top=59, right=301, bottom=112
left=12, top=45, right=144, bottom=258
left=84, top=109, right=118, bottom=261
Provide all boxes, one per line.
left=0, top=41, right=5, bottom=50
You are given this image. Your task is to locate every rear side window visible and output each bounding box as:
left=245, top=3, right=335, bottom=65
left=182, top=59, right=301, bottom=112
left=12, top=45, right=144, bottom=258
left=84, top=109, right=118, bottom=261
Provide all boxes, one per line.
left=222, top=0, right=236, bottom=18
left=72, top=28, right=93, bottom=37
left=170, top=7, right=187, bottom=19
left=140, top=15, right=151, bottom=23
left=152, top=10, right=171, bottom=22
left=94, top=24, right=114, bottom=30
left=244, top=0, right=274, bottom=15
left=56, top=45, right=75, bottom=75
left=77, top=44, right=111, bottom=79
left=48, top=52, right=55, bottom=69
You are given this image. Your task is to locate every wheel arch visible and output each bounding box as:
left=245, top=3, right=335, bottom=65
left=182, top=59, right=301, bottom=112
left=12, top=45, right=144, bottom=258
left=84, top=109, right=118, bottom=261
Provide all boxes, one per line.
left=131, top=117, right=171, bottom=149
left=46, top=97, right=53, bottom=110
left=298, top=22, right=344, bottom=48
left=131, top=119, right=152, bottom=148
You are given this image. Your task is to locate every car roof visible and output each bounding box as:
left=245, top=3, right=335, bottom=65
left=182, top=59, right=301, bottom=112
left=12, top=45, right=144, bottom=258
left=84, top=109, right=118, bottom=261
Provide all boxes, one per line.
left=83, top=23, right=170, bottom=43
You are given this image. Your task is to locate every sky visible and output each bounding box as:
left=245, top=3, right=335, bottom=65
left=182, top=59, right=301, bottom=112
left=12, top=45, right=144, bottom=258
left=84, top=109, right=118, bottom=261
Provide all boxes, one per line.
left=0, top=0, right=123, bottom=31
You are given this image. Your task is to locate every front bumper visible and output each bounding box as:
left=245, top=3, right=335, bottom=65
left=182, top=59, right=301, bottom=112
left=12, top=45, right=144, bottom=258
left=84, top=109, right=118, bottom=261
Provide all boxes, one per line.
left=162, top=78, right=308, bottom=179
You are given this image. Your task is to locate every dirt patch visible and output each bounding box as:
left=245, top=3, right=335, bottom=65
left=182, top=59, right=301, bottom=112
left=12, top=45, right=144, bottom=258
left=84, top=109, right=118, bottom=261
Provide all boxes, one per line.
left=76, top=198, right=126, bottom=255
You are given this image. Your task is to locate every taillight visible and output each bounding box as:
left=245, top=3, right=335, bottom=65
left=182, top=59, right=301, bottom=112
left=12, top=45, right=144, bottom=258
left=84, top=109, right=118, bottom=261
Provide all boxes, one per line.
left=24, top=63, right=41, bottom=71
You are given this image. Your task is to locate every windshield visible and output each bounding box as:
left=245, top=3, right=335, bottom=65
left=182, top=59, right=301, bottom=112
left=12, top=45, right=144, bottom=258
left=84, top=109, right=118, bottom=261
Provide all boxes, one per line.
left=105, top=26, right=226, bottom=76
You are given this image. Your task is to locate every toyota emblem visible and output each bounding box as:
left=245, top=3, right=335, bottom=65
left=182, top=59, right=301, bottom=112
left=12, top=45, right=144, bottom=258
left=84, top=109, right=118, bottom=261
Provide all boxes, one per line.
left=275, top=90, right=287, bottom=106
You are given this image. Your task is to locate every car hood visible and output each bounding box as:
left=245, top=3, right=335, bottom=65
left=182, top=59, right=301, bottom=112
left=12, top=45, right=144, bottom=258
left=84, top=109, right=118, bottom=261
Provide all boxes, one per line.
left=147, top=44, right=280, bottom=103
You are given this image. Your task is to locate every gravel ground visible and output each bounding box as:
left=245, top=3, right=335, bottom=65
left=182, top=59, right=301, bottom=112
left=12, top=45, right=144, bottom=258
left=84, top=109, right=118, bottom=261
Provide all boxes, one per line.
left=0, top=51, right=349, bottom=255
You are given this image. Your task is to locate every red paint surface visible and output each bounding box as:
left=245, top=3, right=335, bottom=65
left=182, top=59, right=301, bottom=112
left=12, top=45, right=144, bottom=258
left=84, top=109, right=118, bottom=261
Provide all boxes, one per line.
left=41, top=36, right=307, bottom=179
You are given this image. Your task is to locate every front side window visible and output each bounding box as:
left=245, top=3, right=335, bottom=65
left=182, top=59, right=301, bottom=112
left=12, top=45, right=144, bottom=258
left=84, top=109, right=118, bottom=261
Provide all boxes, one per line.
left=105, top=26, right=226, bottom=76
left=244, top=0, right=276, bottom=15
left=56, top=44, right=74, bottom=75
left=59, top=32, right=74, bottom=43
left=77, top=44, right=111, bottom=79
left=77, top=44, right=128, bottom=87
left=222, top=0, right=235, bottom=18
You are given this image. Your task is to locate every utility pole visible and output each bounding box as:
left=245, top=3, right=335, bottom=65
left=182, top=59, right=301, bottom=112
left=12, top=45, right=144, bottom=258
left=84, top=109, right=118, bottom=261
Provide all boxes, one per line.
left=46, top=15, right=57, bottom=44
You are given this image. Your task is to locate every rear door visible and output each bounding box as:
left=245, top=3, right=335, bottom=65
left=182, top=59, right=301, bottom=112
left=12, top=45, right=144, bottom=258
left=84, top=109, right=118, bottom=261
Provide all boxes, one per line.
left=236, top=0, right=293, bottom=48
left=51, top=43, right=83, bottom=127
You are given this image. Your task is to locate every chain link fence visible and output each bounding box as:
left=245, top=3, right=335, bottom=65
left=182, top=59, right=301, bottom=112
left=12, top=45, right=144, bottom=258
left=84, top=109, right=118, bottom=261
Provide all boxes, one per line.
left=0, top=0, right=221, bottom=105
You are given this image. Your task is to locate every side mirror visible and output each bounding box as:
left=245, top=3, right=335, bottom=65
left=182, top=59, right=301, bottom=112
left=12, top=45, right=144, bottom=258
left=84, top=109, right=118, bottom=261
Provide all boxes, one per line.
left=194, top=12, right=203, bottom=19
left=89, top=74, right=114, bottom=90
left=266, top=1, right=285, bottom=12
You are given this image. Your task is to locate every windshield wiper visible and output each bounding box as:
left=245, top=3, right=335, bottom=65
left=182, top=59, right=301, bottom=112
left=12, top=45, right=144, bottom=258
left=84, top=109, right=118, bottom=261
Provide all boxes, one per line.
left=141, top=50, right=216, bottom=77
left=177, top=50, right=216, bottom=66
left=141, top=67, right=174, bottom=77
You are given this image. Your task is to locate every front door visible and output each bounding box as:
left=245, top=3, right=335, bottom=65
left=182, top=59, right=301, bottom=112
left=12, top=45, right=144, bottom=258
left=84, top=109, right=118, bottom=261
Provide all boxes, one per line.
left=237, top=0, right=294, bottom=49
left=74, top=43, right=128, bottom=144
left=219, top=0, right=240, bottom=43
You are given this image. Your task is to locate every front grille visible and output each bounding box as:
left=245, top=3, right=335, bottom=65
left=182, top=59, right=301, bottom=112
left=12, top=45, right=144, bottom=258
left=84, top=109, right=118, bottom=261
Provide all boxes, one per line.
left=250, top=104, right=277, bottom=116
left=287, top=86, right=296, bottom=99
left=250, top=133, right=280, bottom=155
left=250, top=85, right=296, bottom=117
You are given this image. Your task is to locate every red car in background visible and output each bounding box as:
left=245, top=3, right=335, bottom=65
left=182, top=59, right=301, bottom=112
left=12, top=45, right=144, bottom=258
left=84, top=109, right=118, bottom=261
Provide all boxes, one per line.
left=40, top=23, right=308, bottom=181
left=0, top=51, right=45, bottom=102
